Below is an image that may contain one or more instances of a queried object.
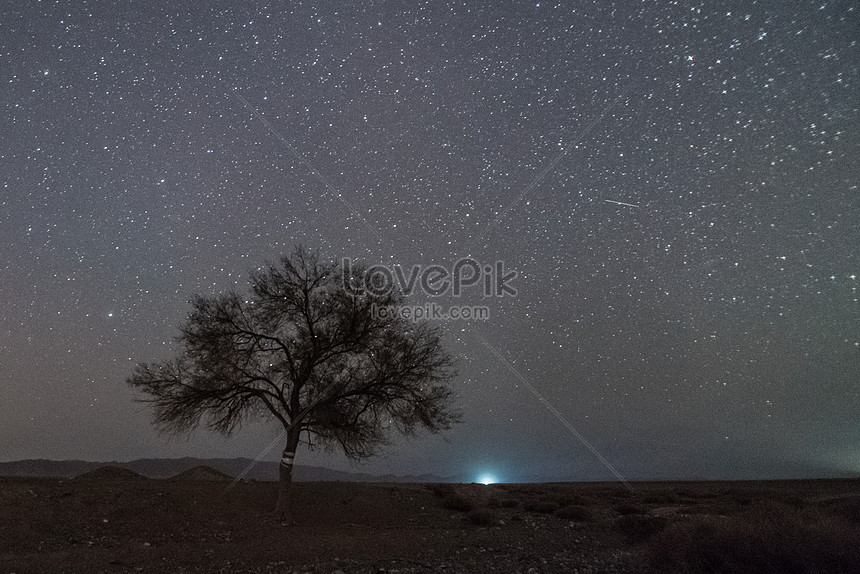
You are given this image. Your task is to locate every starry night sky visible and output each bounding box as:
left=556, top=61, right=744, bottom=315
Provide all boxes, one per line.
left=2, top=1, right=858, bottom=482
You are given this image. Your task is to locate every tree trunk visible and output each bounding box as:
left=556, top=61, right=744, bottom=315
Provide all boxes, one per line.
left=274, top=428, right=301, bottom=524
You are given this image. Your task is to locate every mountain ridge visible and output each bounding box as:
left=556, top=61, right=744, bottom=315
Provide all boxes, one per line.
left=0, top=457, right=452, bottom=482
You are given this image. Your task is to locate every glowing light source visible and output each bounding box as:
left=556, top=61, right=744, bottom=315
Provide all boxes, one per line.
left=477, top=473, right=497, bottom=485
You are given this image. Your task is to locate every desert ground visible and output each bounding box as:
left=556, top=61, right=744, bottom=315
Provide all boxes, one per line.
left=2, top=470, right=859, bottom=573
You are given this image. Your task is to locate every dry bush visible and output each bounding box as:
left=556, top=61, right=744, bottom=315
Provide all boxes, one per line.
left=556, top=494, right=589, bottom=507
left=677, top=487, right=719, bottom=500
left=612, top=514, right=668, bottom=543
left=555, top=504, right=593, bottom=522
left=440, top=492, right=474, bottom=512
left=613, top=502, right=647, bottom=515
left=428, top=483, right=475, bottom=512
left=821, top=494, right=860, bottom=524
left=611, top=488, right=634, bottom=498
left=466, top=508, right=497, bottom=526
left=641, top=492, right=679, bottom=504
left=522, top=499, right=558, bottom=514
left=486, top=495, right=520, bottom=509
left=646, top=502, right=860, bottom=574
left=429, top=483, right=455, bottom=497
left=518, top=485, right=543, bottom=496
left=772, top=493, right=806, bottom=508
left=682, top=502, right=744, bottom=517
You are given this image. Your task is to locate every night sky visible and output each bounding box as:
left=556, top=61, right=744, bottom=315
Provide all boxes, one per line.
left=2, top=1, right=858, bottom=482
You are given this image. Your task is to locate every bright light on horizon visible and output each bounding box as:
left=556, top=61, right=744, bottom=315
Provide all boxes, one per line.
left=477, top=473, right=497, bottom=485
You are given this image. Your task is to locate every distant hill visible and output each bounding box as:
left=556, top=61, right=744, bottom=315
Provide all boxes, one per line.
left=170, top=465, right=233, bottom=481
left=2, top=457, right=855, bottom=484
left=0, top=458, right=448, bottom=483
left=74, top=466, right=147, bottom=481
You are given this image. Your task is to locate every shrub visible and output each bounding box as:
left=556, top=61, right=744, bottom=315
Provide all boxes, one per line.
left=522, top=499, right=558, bottom=514
left=646, top=503, right=860, bottom=574
left=467, top=508, right=497, bottom=526
left=429, top=483, right=475, bottom=511
left=822, top=495, right=860, bottom=524
left=774, top=493, right=806, bottom=508
left=642, top=492, right=678, bottom=504
left=614, top=503, right=647, bottom=515
left=556, top=494, right=588, bottom=507
left=429, top=483, right=454, bottom=497
left=682, top=502, right=743, bottom=517
left=486, top=495, right=520, bottom=509
left=613, top=514, right=668, bottom=543
left=555, top=505, right=593, bottom=521
left=441, top=492, right=474, bottom=512
left=678, top=487, right=718, bottom=500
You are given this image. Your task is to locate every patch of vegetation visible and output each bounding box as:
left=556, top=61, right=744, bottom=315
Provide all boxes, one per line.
left=646, top=503, right=860, bottom=574
left=555, top=504, right=593, bottom=521
left=522, top=499, right=558, bottom=514
left=429, top=483, right=454, bottom=497
left=507, top=485, right=542, bottom=496
left=611, top=488, right=634, bottom=498
left=822, top=495, right=860, bottom=524
left=613, top=503, right=647, bottom=515
left=440, top=492, right=474, bottom=512
left=428, top=483, right=475, bottom=512
left=613, top=514, right=668, bottom=543
left=682, top=502, right=743, bottom=517
left=487, top=496, right=519, bottom=509
left=556, top=494, right=589, bottom=507
left=772, top=493, right=807, bottom=508
left=466, top=508, right=497, bottom=526
left=678, top=487, right=719, bottom=500
left=641, top=492, right=678, bottom=504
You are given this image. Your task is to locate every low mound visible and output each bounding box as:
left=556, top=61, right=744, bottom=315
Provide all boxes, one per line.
left=821, top=494, right=860, bottom=523
left=170, top=465, right=233, bottom=481
left=74, top=466, right=147, bottom=481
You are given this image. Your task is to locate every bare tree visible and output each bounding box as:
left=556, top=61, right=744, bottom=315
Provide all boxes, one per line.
left=128, top=246, right=458, bottom=522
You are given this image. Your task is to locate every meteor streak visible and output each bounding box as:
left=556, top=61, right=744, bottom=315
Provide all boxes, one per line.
left=605, top=199, right=640, bottom=208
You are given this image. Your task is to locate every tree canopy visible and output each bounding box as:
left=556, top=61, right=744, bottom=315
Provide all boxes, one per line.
left=128, top=247, right=459, bottom=464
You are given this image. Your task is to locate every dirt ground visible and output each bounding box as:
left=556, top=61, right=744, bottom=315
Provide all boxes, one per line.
left=2, top=475, right=858, bottom=573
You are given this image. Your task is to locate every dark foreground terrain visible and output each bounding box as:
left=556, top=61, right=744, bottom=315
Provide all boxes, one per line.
left=2, top=475, right=859, bottom=573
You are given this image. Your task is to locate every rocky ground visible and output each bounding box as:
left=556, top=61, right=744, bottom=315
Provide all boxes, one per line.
left=2, top=474, right=859, bottom=573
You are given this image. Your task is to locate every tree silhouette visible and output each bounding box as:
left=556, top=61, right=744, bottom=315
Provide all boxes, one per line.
left=128, top=246, right=458, bottom=522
